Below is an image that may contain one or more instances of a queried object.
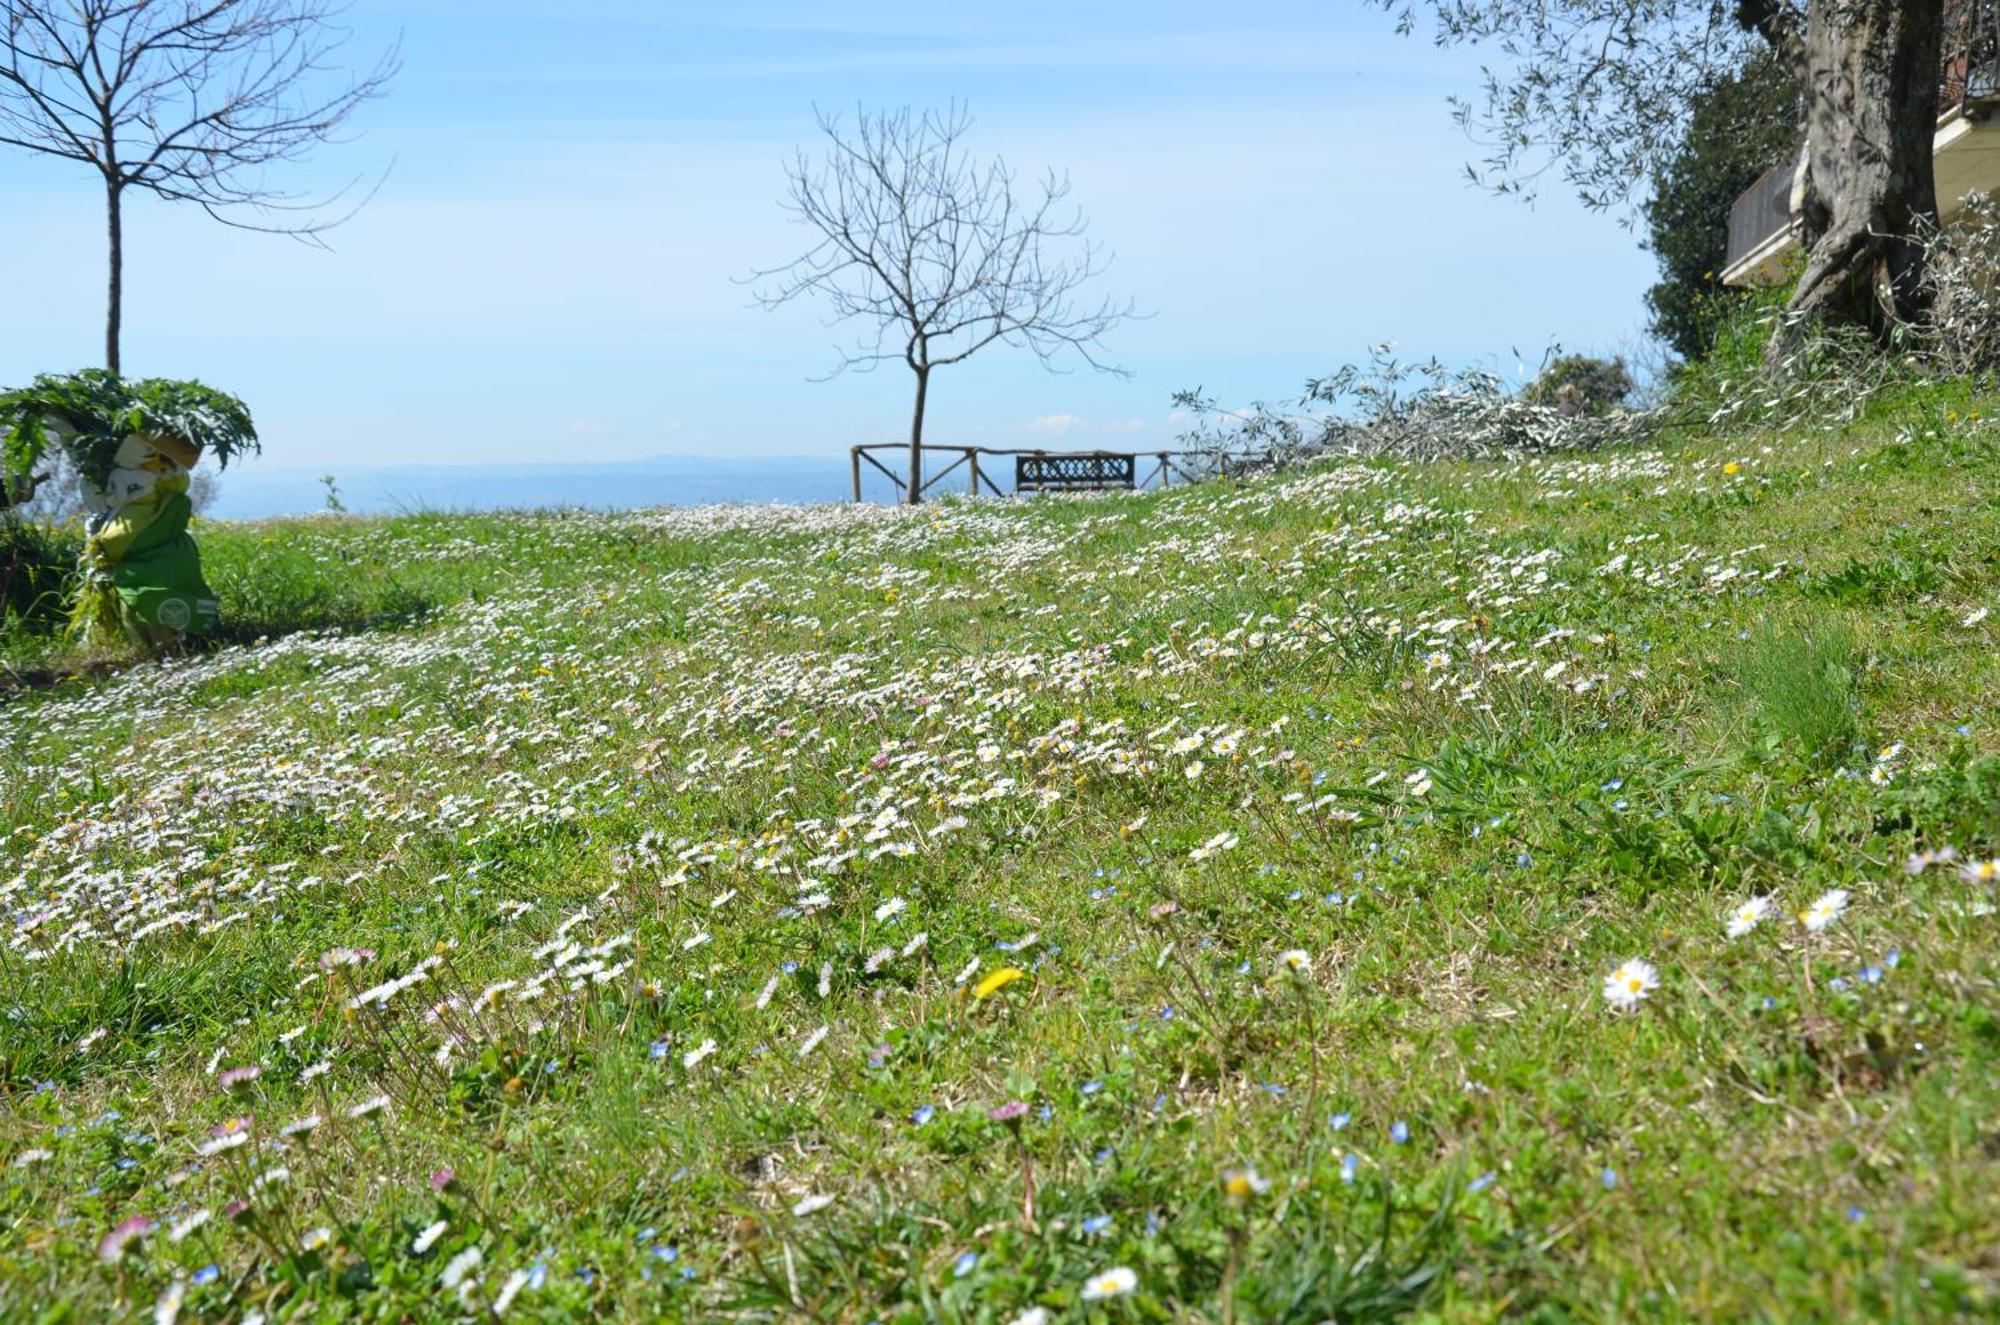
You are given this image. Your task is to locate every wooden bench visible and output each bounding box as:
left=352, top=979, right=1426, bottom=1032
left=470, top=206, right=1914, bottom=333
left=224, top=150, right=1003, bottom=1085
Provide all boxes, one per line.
left=1014, top=451, right=1136, bottom=494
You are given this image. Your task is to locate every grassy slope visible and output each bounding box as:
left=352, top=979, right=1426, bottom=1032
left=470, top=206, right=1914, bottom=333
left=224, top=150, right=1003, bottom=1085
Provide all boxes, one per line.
left=2, top=386, right=1999, bottom=1323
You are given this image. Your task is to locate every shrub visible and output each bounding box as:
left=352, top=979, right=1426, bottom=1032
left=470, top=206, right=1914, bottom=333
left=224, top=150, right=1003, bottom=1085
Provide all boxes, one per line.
left=1521, top=355, right=1635, bottom=415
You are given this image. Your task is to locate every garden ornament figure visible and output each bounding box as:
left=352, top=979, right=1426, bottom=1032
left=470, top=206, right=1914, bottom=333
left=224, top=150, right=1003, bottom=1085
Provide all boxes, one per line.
left=0, top=370, right=257, bottom=649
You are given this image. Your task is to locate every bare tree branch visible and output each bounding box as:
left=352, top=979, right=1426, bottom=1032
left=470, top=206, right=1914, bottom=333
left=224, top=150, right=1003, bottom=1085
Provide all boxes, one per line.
left=0, top=0, right=398, bottom=370
left=750, top=105, right=1138, bottom=504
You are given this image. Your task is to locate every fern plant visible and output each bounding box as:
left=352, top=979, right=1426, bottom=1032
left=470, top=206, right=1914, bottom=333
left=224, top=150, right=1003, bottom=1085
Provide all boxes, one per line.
left=0, top=369, right=259, bottom=489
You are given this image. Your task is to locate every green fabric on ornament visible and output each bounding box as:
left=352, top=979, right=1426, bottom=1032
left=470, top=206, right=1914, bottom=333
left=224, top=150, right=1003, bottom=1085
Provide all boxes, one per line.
left=90, top=474, right=218, bottom=634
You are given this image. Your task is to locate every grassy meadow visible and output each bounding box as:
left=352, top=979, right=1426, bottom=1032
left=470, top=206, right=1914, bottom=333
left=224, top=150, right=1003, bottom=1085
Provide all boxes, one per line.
left=3, top=383, right=2000, bottom=1322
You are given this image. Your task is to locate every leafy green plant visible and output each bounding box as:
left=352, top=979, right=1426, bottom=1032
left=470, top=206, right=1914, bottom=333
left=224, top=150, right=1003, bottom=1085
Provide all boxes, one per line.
left=0, top=369, right=258, bottom=488
left=1733, top=614, right=1863, bottom=767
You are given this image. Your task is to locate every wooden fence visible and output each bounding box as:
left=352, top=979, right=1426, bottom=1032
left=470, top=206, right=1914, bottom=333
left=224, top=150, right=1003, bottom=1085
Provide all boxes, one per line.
left=849, top=444, right=1261, bottom=503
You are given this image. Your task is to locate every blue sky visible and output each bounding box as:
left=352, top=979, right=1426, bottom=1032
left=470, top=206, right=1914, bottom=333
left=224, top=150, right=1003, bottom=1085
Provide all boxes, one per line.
left=0, top=2, right=1662, bottom=471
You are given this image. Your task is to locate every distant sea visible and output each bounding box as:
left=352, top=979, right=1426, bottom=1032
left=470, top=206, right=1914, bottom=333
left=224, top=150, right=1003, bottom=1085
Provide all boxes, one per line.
left=206, top=453, right=898, bottom=520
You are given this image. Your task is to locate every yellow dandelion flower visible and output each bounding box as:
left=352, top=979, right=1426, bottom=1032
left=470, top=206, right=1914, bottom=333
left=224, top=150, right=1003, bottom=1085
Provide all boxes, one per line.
left=973, top=968, right=1026, bottom=1000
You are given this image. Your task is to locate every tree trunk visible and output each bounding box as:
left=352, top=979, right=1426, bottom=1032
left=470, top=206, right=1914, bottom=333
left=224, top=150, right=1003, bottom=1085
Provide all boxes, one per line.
left=1781, top=0, right=1946, bottom=344
left=105, top=178, right=124, bottom=376
left=905, top=365, right=929, bottom=506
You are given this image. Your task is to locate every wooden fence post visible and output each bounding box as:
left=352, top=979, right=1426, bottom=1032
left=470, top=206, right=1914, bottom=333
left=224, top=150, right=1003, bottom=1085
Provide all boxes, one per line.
left=851, top=447, right=862, bottom=503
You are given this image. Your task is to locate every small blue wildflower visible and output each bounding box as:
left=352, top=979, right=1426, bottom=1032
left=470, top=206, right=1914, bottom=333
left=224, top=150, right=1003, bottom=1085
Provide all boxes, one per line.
left=193, top=1265, right=220, bottom=1286
left=1858, top=966, right=1884, bottom=985
left=1602, top=778, right=1624, bottom=792
left=1329, top=1112, right=1351, bottom=1131
left=912, top=1104, right=935, bottom=1126
left=781, top=961, right=798, bottom=973
left=1094, top=1147, right=1114, bottom=1164
left=1159, top=1006, right=1174, bottom=1021
left=1846, top=1205, right=1866, bottom=1223
left=1145, top=1210, right=1161, bottom=1236
left=1884, top=947, right=1901, bottom=969
left=1082, top=1214, right=1113, bottom=1236
left=953, top=1251, right=978, bottom=1278
left=649, top=1040, right=670, bottom=1060
left=1602, top=1167, right=1618, bottom=1190
left=1081, top=1080, right=1103, bottom=1096
left=1038, top=1104, right=1053, bottom=1122
left=1391, top=1120, right=1409, bottom=1144
left=1341, top=1153, right=1359, bottom=1184
left=655, top=1245, right=678, bottom=1263
left=1468, top=1172, right=1496, bottom=1194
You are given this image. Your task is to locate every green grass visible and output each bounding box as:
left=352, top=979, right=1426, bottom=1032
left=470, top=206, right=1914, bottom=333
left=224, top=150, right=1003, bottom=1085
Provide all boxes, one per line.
left=2, top=389, right=1998, bottom=1322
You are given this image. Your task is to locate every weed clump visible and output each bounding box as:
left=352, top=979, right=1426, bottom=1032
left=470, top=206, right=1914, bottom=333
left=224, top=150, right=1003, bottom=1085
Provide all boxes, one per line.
left=1734, top=614, right=1862, bottom=766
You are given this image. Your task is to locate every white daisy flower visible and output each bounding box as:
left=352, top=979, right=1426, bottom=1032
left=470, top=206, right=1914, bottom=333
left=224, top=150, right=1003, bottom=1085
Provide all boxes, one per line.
left=1601, top=959, right=1658, bottom=1012
left=440, top=1244, right=482, bottom=1288
left=1801, top=889, right=1850, bottom=932
left=1725, top=896, right=1773, bottom=938
left=1081, top=1265, right=1138, bottom=1300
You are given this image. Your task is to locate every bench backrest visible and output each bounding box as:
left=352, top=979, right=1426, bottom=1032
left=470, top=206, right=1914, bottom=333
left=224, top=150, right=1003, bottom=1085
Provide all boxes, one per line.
left=1015, top=452, right=1136, bottom=493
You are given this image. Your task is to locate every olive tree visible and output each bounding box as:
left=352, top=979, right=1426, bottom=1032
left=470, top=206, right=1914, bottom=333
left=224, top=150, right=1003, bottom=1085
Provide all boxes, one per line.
left=1374, top=0, right=1962, bottom=344
left=0, top=0, right=398, bottom=374
left=755, top=106, right=1135, bottom=504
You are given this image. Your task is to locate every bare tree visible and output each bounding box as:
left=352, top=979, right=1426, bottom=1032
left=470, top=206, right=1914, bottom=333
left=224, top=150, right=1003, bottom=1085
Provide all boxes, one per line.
left=1372, top=0, right=1959, bottom=343
left=0, top=0, right=398, bottom=374
left=754, top=106, right=1135, bottom=504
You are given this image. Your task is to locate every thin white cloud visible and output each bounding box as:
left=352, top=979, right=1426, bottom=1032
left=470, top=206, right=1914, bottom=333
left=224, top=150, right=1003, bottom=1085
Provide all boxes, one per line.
left=1029, top=413, right=1079, bottom=434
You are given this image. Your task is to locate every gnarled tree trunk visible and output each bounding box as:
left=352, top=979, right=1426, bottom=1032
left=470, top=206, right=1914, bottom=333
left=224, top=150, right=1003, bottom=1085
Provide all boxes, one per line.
left=1784, top=0, right=1947, bottom=340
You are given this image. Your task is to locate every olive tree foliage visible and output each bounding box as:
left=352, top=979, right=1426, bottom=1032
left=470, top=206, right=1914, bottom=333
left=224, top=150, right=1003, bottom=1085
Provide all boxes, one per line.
left=1373, top=1, right=1952, bottom=345
left=1643, top=48, right=1801, bottom=359
left=754, top=106, right=1135, bottom=505
left=1369, top=1, right=1781, bottom=212
left=0, top=1, right=398, bottom=374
